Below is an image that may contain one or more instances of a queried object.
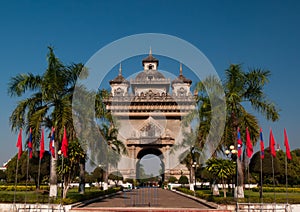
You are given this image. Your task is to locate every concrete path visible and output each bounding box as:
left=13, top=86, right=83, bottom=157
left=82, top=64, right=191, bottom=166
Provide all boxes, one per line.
left=76, top=187, right=212, bottom=209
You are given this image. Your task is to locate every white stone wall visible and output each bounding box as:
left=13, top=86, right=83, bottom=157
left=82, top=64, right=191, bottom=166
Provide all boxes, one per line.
left=173, top=84, right=191, bottom=96
left=0, top=203, right=72, bottom=212
left=111, top=83, right=128, bottom=96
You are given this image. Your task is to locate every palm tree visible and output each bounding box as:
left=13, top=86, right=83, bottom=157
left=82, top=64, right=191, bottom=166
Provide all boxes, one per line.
left=80, top=88, right=128, bottom=185
left=177, top=75, right=224, bottom=179
left=8, top=47, right=86, bottom=197
left=99, top=123, right=127, bottom=183
left=206, top=158, right=235, bottom=198
left=179, top=64, right=279, bottom=197
left=222, top=64, right=279, bottom=197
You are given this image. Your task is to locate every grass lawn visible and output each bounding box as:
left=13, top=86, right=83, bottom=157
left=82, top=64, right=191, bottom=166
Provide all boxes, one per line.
left=242, top=189, right=300, bottom=204
left=0, top=187, right=121, bottom=204
left=177, top=187, right=300, bottom=204
left=0, top=190, right=50, bottom=204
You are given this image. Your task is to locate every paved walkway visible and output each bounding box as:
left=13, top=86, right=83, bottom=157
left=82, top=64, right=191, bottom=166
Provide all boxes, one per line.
left=79, top=188, right=210, bottom=209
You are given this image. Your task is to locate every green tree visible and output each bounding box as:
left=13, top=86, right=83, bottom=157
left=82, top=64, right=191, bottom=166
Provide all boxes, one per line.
left=0, top=170, right=6, bottom=181
left=167, top=176, right=178, bottom=183
left=57, top=141, right=86, bottom=198
left=8, top=47, right=87, bottom=197
left=250, top=149, right=300, bottom=186
left=5, top=153, right=26, bottom=183
left=99, top=123, right=127, bottom=183
left=77, top=88, right=126, bottom=187
left=5, top=151, right=50, bottom=187
left=178, top=175, right=189, bottom=185
left=136, top=163, right=148, bottom=182
left=108, top=170, right=123, bottom=186
left=21, top=152, right=51, bottom=188
left=176, top=76, right=225, bottom=182
left=221, top=64, right=279, bottom=197
left=91, top=166, right=104, bottom=186
left=205, top=158, right=235, bottom=198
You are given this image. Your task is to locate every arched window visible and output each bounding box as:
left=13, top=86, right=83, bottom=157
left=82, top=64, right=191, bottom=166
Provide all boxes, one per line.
left=114, top=87, right=124, bottom=96
left=178, top=87, right=187, bottom=96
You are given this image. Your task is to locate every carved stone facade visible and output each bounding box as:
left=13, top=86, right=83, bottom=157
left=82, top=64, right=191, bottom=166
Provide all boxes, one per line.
left=105, top=50, right=196, bottom=181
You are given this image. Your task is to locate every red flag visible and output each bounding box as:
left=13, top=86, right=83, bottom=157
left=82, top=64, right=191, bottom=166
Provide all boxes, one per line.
left=61, top=127, right=68, bottom=158
left=237, top=127, right=242, bottom=158
left=40, top=128, right=45, bottom=159
left=49, top=127, right=55, bottom=158
left=269, top=128, right=276, bottom=157
left=259, top=128, right=265, bottom=159
left=28, top=128, right=33, bottom=158
left=16, top=129, right=22, bottom=160
left=246, top=127, right=253, bottom=158
left=284, top=128, right=292, bottom=160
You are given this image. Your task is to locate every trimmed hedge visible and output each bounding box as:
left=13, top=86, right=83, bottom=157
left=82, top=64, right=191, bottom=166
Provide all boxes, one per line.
left=252, top=187, right=300, bottom=193
left=0, top=185, right=49, bottom=191
left=0, top=187, right=121, bottom=204
left=58, top=187, right=121, bottom=204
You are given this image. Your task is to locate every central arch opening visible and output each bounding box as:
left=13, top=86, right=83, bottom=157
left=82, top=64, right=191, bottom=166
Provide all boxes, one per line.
left=136, top=148, right=165, bottom=186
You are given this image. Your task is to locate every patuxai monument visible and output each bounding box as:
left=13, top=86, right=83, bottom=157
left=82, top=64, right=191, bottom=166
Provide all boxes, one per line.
left=104, top=50, right=196, bottom=182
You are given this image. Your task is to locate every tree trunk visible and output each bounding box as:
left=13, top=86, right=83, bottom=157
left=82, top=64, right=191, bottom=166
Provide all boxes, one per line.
left=222, top=179, right=226, bottom=198
left=78, top=159, right=85, bottom=194
left=234, top=158, right=244, bottom=198
left=49, top=141, right=58, bottom=197
left=63, top=181, right=69, bottom=199
left=49, top=156, right=57, bottom=197
left=237, top=159, right=244, bottom=186
left=231, top=113, right=245, bottom=199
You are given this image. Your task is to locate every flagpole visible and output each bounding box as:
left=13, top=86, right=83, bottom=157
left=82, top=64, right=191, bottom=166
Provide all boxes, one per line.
left=271, top=156, right=276, bottom=203
left=235, top=156, right=239, bottom=212
left=260, top=155, right=263, bottom=203
left=60, top=155, right=64, bottom=204
left=284, top=128, right=291, bottom=205
left=37, top=157, right=41, bottom=189
left=247, top=161, right=250, bottom=211
left=13, top=158, right=19, bottom=206
left=24, top=149, right=30, bottom=208
left=38, top=127, right=44, bottom=193
left=14, top=129, right=22, bottom=211
left=285, top=153, right=288, bottom=204
left=36, top=157, right=41, bottom=204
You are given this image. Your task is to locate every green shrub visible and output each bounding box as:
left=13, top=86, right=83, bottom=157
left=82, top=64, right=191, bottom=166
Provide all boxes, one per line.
left=167, top=176, right=178, bottom=183
left=178, top=176, right=189, bottom=185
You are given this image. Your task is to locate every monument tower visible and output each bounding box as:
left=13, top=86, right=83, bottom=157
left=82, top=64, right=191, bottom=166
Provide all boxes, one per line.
left=105, top=50, right=196, bottom=181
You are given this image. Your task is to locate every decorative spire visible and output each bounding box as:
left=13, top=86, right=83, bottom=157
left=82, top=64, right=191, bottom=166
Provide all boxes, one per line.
left=142, top=47, right=159, bottom=67
left=118, top=63, right=122, bottom=76
left=179, top=63, right=183, bottom=76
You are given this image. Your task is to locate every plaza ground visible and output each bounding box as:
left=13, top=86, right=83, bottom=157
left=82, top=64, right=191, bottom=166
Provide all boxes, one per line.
left=73, top=187, right=215, bottom=211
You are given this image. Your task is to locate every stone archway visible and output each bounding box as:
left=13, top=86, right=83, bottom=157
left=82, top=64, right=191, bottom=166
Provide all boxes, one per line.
left=104, top=52, right=196, bottom=183
left=136, top=148, right=165, bottom=185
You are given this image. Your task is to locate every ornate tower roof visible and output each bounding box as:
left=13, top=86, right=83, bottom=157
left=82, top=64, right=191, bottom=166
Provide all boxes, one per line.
left=142, top=48, right=159, bottom=67
left=109, top=64, right=129, bottom=85
left=171, top=63, right=192, bottom=86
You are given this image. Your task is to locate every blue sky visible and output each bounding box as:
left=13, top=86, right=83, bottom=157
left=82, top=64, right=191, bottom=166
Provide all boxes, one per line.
left=1, top=0, right=300, bottom=166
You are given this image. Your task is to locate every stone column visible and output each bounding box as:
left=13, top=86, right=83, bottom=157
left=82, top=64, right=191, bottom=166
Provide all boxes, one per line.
left=132, top=145, right=136, bottom=179
left=164, top=145, right=170, bottom=180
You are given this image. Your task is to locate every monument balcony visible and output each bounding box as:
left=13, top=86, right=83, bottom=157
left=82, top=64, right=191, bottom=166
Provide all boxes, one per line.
left=130, top=78, right=171, bottom=85
left=126, top=136, right=174, bottom=146
left=105, top=95, right=196, bottom=103
left=107, top=104, right=195, bottom=112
